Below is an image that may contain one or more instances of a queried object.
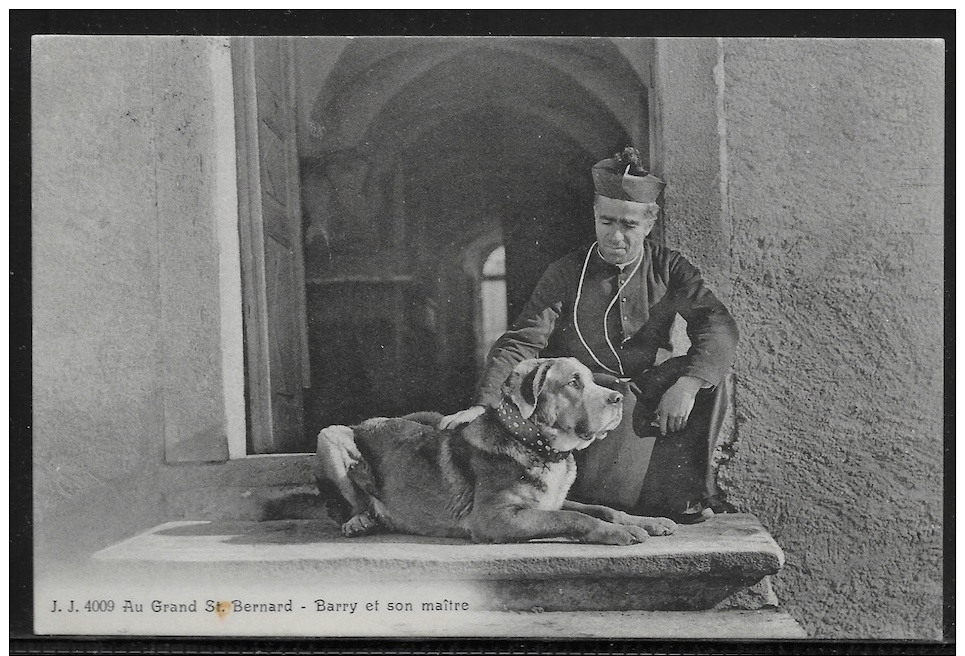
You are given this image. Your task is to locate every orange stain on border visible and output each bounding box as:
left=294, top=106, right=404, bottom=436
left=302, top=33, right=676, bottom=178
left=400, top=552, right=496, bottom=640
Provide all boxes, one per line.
left=215, top=601, right=232, bottom=620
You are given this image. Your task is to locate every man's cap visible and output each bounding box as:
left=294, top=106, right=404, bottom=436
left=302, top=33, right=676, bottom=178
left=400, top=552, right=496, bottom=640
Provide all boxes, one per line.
left=592, top=147, right=665, bottom=204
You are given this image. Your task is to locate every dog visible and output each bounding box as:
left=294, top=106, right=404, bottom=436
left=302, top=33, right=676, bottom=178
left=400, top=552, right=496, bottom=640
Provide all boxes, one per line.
left=313, top=357, right=676, bottom=545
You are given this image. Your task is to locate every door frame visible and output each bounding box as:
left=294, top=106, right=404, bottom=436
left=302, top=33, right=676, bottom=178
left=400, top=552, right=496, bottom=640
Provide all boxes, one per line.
left=232, top=37, right=311, bottom=455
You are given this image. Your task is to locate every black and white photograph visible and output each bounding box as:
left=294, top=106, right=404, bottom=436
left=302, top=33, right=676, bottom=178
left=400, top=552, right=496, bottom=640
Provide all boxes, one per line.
left=21, top=14, right=948, bottom=647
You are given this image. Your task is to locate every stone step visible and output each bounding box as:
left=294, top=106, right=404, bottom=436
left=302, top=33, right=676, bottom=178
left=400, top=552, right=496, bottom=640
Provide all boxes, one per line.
left=343, top=608, right=808, bottom=639
left=37, top=604, right=806, bottom=639
left=89, top=513, right=785, bottom=613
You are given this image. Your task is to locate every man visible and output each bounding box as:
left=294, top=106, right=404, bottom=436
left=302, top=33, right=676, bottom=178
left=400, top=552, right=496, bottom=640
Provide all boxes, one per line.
left=440, top=147, right=738, bottom=523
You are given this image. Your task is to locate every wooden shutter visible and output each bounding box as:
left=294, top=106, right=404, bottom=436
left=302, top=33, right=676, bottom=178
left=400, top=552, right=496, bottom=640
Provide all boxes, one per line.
left=233, top=38, right=310, bottom=453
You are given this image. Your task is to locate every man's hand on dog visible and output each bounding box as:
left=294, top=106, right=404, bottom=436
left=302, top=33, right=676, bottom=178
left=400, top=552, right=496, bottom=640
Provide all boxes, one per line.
left=654, top=376, right=705, bottom=436
left=438, top=405, right=486, bottom=430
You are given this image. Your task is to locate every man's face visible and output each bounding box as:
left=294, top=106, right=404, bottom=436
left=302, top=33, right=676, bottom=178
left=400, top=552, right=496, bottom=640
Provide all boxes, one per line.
left=593, top=196, right=659, bottom=266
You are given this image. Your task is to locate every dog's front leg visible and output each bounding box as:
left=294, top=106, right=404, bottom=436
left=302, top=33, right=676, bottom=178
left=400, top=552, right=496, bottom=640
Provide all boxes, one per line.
left=470, top=507, right=650, bottom=545
left=561, top=500, right=623, bottom=523
left=561, top=500, right=676, bottom=537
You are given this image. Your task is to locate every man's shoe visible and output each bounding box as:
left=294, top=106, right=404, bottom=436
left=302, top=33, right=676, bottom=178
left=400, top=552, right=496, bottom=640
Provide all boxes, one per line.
left=673, top=502, right=715, bottom=524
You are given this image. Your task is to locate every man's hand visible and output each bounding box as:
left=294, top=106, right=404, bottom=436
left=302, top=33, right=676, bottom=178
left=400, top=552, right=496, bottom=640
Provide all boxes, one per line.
left=654, top=376, right=705, bottom=436
left=439, top=405, right=486, bottom=430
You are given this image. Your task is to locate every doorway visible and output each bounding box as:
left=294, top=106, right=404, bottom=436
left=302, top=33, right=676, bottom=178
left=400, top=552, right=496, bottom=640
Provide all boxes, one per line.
left=237, top=37, right=654, bottom=453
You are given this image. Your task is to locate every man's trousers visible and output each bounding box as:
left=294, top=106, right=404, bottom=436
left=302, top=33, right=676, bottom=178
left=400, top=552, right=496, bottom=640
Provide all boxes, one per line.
left=570, top=357, right=731, bottom=515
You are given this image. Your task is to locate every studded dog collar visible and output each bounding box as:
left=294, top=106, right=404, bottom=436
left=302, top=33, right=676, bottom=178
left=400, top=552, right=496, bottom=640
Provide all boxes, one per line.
left=492, top=396, right=572, bottom=463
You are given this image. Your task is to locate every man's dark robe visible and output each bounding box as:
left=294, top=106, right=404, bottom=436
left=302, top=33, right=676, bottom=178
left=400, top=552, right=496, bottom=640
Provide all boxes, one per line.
left=475, top=240, right=739, bottom=514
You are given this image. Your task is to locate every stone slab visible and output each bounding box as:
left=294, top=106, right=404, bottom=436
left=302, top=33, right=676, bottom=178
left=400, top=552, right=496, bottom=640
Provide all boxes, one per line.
left=35, top=598, right=806, bottom=639
left=91, top=513, right=784, bottom=612
left=365, top=609, right=809, bottom=639
left=95, top=513, right=781, bottom=577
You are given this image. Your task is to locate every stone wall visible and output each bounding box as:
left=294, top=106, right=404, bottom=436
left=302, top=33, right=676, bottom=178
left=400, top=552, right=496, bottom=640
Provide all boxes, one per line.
left=32, top=36, right=236, bottom=560
left=653, top=38, right=731, bottom=296
left=656, top=38, right=944, bottom=639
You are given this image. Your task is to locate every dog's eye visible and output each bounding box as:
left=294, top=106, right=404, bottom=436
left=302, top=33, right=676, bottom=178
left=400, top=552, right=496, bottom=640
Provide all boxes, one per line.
left=568, top=378, right=582, bottom=388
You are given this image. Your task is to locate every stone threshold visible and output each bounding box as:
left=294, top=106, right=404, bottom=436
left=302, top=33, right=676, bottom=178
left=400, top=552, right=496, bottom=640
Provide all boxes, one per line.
left=312, top=608, right=809, bottom=639
left=92, top=513, right=786, bottom=614
left=36, top=607, right=807, bottom=640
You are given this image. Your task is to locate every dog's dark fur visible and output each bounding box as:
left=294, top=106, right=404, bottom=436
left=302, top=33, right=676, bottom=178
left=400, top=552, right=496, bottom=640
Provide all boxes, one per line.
left=314, top=357, right=676, bottom=544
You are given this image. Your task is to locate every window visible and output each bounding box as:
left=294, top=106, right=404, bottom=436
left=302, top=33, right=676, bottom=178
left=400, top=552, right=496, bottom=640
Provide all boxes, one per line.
left=478, top=245, right=508, bottom=365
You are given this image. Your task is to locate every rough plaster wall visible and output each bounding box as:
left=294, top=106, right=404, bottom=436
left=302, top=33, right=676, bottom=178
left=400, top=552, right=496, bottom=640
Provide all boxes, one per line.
left=718, top=39, right=944, bottom=639
left=33, top=37, right=230, bottom=559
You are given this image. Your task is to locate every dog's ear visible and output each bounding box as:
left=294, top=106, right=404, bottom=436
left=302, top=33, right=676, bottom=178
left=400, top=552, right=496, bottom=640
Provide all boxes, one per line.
left=502, top=359, right=553, bottom=419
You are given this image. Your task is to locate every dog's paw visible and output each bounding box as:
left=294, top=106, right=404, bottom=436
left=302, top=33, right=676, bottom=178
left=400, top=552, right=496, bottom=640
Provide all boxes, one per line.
left=341, top=511, right=380, bottom=537
left=591, top=523, right=650, bottom=545
left=625, top=515, right=677, bottom=536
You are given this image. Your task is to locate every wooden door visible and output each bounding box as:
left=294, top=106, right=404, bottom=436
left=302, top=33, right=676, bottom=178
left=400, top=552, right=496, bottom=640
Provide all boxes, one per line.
left=233, top=38, right=310, bottom=453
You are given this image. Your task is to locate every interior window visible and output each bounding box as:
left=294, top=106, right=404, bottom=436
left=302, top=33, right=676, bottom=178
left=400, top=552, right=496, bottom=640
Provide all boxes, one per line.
left=478, top=245, right=508, bottom=365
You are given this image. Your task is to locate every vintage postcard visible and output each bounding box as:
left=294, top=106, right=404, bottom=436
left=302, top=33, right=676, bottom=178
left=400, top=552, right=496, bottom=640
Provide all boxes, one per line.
left=25, top=22, right=947, bottom=645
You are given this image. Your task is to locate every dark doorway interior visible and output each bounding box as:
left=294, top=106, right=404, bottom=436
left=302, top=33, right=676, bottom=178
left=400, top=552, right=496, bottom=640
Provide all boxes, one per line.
left=279, top=38, right=651, bottom=451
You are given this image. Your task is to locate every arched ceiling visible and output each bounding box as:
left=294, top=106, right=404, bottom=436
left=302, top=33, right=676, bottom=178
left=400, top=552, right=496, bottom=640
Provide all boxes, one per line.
left=293, top=36, right=652, bottom=263
left=295, top=37, right=651, bottom=161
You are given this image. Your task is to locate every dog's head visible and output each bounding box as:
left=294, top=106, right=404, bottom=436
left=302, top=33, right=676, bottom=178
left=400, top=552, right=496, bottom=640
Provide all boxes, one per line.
left=501, top=357, right=624, bottom=452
